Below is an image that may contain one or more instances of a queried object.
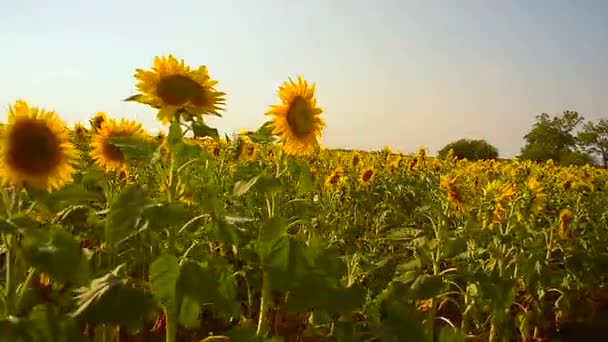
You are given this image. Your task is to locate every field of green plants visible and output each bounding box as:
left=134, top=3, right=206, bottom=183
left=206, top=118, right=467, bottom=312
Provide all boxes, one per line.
left=1, top=55, right=608, bottom=342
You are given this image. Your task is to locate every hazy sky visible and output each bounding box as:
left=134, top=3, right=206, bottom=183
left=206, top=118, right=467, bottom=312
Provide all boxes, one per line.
left=1, top=1, right=607, bottom=157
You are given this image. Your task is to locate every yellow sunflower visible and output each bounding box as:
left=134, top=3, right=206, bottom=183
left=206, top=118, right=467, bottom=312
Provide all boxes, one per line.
left=73, top=122, right=88, bottom=143
left=90, top=119, right=147, bottom=172
left=239, top=142, right=257, bottom=161
left=90, top=112, right=107, bottom=133
left=0, top=100, right=78, bottom=191
left=266, top=75, right=324, bottom=156
left=130, top=55, right=226, bottom=124
left=324, top=167, right=345, bottom=189
left=359, top=166, right=375, bottom=186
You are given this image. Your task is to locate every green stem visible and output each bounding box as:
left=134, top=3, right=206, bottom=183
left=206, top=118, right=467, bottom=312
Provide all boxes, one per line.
left=16, top=268, right=36, bottom=313
left=165, top=307, right=177, bottom=342
left=4, top=234, right=14, bottom=315
left=256, top=271, right=272, bottom=336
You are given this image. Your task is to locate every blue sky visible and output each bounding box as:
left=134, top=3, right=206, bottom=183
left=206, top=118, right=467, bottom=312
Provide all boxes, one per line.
left=1, top=0, right=607, bottom=157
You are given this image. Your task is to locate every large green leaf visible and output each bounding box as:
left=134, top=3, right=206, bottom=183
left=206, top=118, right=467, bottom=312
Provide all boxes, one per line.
left=143, top=202, right=192, bottom=231
left=378, top=301, right=425, bottom=342
left=22, top=225, right=89, bottom=285
left=105, top=184, right=147, bottom=246
left=149, top=254, right=180, bottom=305
left=72, top=271, right=156, bottom=331
left=192, top=120, right=220, bottom=141
left=410, top=274, right=444, bottom=300
left=256, top=217, right=288, bottom=270
left=287, top=159, right=313, bottom=193
left=107, top=135, right=156, bottom=163
left=442, top=237, right=468, bottom=259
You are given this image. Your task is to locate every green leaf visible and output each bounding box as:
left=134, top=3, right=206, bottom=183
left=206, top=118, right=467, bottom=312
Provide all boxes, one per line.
left=143, top=202, right=192, bottom=231
left=257, top=217, right=288, bottom=269
left=27, top=304, right=86, bottom=342
left=438, top=327, right=466, bottom=342
left=192, top=120, right=220, bottom=141
left=123, top=94, right=146, bottom=102
left=22, top=226, right=89, bottom=285
left=380, top=301, right=425, bottom=342
left=442, top=237, right=467, bottom=259
left=288, top=159, right=313, bottom=193
left=209, top=219, right=243, bottom=246
left=233, top=176, right=261, bottom=197
left=107, top=136, right=156, bottom=162
left=410, top=274, right=444, bottom=300
left=72, top=272, right=156, bottom=331
left=150, top=254, right=180, bottom=305
left=254, top=175, right=282, bottom=195
left=178, top=295, right=200, bottom=329
left=0, top=217, right=19, bottom=235
left=105, top=184, right=147, bottom=246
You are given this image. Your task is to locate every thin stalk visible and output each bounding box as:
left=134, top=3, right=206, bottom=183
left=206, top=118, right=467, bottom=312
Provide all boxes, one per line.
left=4, top=234, right=14, bottom=315
left=256, top=271, right=272, bottom=336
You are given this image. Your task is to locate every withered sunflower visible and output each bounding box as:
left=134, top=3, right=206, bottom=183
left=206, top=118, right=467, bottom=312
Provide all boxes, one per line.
left=266, top=75, right=324, bottom=156
left=130, top=55, right=226, bottom=124
left=90, top=118, right=147, bottom=172
left=0, top=100, right=78, bottom=191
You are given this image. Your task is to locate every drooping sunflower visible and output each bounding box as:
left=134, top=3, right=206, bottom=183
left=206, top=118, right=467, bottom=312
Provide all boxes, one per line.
left=90, top=118, right=147, bottom=172
left=266, top=75, right=324, bottom=156
left=0, top=100, right=79, bottom=191
left=130, top=55, right=226, bottom=124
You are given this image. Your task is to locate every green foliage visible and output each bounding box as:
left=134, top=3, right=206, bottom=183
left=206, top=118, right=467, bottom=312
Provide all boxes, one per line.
left=437, top=138, right=498, bottom=160
left=577, top=119, right=608, bottom=166
left=519, top=110, right=590, bottom=165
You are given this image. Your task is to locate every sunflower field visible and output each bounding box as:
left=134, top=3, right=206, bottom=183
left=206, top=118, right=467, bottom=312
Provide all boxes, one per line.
left=1, top=55, right=608, bottom=342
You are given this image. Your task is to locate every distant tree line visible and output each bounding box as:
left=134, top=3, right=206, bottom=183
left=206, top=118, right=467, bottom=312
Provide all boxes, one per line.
left=437, top=110, right=608, bottom=166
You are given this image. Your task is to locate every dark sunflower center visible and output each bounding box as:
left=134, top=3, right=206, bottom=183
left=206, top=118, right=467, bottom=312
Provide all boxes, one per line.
left=362, top=170, right=373, bottom=182
left=286, top=96, right=314, bottom=137
left=156, top=75, right=208, bottom=106
left=7, top=119, right=62, bottom=175
left=329, top=174, right=340, bottom=185
left=102, top=139, right=125, bottom=163
left=92, top=117, right=105, bottom=131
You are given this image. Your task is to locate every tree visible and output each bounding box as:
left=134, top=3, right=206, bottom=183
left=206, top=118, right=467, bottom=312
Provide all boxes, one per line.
left=577, top=119, right=608, bottom=167
left=437, top=138, right=498, bottom=160
left=519, top=110, right=589, bottom=165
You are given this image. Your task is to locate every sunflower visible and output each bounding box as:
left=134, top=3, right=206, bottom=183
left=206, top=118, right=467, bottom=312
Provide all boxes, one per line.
left=73, top=122, right=88, bottom=143
left=130, top=55, right=226, bottom=124
left=439, top=175, right=465, bottom=213
left=351, top=153, right=361, bottom=168
left=359, top=166, right=375, bottom=186
left=90, top=119, right=147, bottom=172
left=266, top=75, right=324, bottom=156
left=239, top=142, right=257, bottom=161
left=324, top=167, right=345, bottom=189
left=90, top=112, right=107, bottom=133
left=0, top=100, right=78, bottom=191
left=558, top=208, right=573, bottom=240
